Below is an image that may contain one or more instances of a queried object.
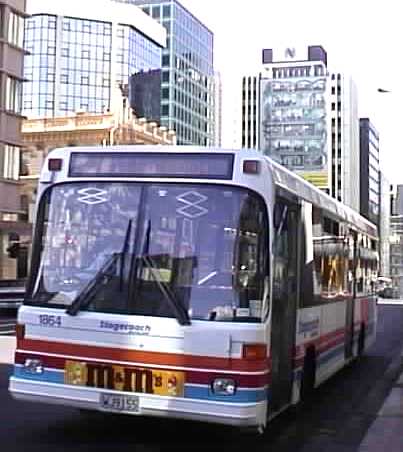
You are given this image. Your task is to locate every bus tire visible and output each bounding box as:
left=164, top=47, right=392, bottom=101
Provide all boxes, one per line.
left=357, top=324, right=366, bottom=357
left=300, top=346, right=316, bottom=403
left=241, top=424, right=266, bottom=436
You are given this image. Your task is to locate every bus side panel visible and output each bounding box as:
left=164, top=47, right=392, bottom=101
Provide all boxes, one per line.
left=354, top=295, right=377, bottom=352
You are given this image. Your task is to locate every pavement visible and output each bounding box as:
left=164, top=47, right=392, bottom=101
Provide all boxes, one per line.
left=0, top=336, right=16, bottom=364
left=358, top=349, right=403, bottom=451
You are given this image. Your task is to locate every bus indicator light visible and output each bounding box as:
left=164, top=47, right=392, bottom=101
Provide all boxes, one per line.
left=15, top=323, right=25, bottom=340
left=242, top=343, right=267, bottom=360
left=211, top=378, right=236, bottom=395
left=23, top=358, right=43, bottom=375
left=243, top=160, right=260, bottom=174
left=48, top=158, right=62, bottom=171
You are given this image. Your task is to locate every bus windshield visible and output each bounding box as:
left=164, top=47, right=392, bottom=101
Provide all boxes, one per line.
left=27, top=182, right=268, bottom=322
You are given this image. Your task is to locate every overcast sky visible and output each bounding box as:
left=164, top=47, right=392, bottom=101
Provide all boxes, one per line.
left=180, top=0, right=402, bottom=183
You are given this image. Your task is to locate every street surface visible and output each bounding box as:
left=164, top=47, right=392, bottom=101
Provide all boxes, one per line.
left=1, top=303, right=403, bottom=451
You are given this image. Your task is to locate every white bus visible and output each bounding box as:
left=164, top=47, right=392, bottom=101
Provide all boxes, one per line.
left=9, top=146, right=378, bottom=433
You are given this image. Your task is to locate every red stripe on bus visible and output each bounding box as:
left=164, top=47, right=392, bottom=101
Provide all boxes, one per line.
left=16, top=338, right=269, bottom=372
left=14, top=351, right=271, bottom=387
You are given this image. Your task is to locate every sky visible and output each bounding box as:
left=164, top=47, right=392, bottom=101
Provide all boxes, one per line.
left=180, top=0, right=403, bottom=184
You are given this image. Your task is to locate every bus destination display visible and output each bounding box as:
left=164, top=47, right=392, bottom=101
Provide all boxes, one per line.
left=69, top=152, right=234, bottom=180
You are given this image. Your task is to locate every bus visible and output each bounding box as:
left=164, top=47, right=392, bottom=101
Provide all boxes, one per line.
left=9, top=146, right=378, bottom=433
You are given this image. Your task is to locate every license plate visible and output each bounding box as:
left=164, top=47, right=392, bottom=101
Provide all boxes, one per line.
left=65, top=360, right=184, bottom=397
left=100, top=393, right=139, bottom=413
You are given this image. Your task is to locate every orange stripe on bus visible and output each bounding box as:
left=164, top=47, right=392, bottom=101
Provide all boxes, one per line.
left=17, top=338, right=270, bottom=372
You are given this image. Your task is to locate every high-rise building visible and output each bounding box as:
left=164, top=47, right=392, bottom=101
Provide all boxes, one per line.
left=241, top=45, right=360, bottom=211
left=390, top=185, right=403, bottom=296
left=359, top=118, right=380, bottom=225
left=214, top=71, right=223, bottom=147
left=129, top=69, right=162, bottom=124
left=328, top=72, right=360, bottom=210
left=241, top=74, right=261, bottom=150
left=379, top=171, right=390, bottom=277
left=113, top=0, right=215, bottom=146
left=23, top=0, right=166, bottom=118
left=0, top=0, right=28, bottom=280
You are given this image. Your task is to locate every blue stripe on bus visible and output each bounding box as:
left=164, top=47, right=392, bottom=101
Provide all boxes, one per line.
left=318, top=341, right=345, bottom=365
left=184, top=385, right=268, bottom=403
left=13, top=365, right=64, bottom=384
left=294, top=320, right=377, bottom=380
left=13, top=366, right=268, bottom=403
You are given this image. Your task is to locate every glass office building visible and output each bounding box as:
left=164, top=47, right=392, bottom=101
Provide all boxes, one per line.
left=23, top=1, right=165, bottom=117
left=114, top=0, right=215, bottom=146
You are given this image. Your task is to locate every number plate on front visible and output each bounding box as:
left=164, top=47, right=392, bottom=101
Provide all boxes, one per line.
left=100, top=393, right=139, bottom=413
left=65, top=360, right=184, bottom=397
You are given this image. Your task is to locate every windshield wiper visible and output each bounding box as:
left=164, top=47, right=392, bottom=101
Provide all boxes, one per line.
left=66, top=220, right=132, bottom=316
left=119, top=219, right=132, bottom=291
left=137, top=220, right=191, bottom=326
left=143, top=255, right=191, bottom=326
left=65, top=253, right=119, bottom=316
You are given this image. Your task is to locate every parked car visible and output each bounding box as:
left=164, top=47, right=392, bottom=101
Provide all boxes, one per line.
left=0, top=279, right=25, bottom=310
left=378, top=287, right=399, bottom=299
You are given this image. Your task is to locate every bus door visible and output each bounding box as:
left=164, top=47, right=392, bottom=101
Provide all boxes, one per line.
left=270, top=196, right=299, bottom=412
left=345, top=230, right=357, bottom=359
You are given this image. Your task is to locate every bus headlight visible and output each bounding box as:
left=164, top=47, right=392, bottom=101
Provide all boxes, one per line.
left=23, top=358, right=44, bottom=374
left=211, top=378, right=236, bottom=395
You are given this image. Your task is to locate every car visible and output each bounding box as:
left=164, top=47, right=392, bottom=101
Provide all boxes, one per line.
left=0, top=280, right=25, bottom=310
left=379, top=287, right=399, bottom=299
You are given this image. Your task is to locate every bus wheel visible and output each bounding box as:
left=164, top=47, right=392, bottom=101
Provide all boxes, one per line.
left=241, top=424, right=266, bottom=436
left=357, top=324, right=366, bottom=357
left=300, top=346, right=316, bottom=403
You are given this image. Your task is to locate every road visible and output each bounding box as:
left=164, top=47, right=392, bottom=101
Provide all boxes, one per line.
left=1, top=303, right=403, bottom=451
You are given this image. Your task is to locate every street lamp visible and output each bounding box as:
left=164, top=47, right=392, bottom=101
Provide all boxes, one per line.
left=377, top=88, right=391, bottom=93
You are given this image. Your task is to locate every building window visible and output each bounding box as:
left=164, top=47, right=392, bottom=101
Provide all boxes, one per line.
left=152, top=6, right=160, bottom=19
left=48, top=17, right=56, bottom=29
left=7, top=11, right=24, bottom=48
left=0, top=145, right=20, bottom=180
left=163, top=5, right=171, bottom=18
left=0, top=6, right=5, bottom=39
left=162, top=87, right=169, bottom=99
left=5, top=76, right=22, bottom=114
left=162, top=71, right=170, bottom=83
left=161, top=104, right=169, bottom=116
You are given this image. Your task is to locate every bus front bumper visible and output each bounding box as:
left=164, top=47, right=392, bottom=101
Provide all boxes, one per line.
left=9, top=376, right=266, bottom=428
